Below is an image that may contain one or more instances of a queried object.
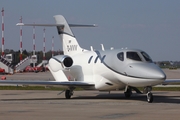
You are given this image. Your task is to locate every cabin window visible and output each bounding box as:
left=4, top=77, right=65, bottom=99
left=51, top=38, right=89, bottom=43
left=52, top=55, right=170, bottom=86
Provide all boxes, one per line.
left=127, top=52, right=141, bottom=61
left=117, top=52, right=124, bottom=61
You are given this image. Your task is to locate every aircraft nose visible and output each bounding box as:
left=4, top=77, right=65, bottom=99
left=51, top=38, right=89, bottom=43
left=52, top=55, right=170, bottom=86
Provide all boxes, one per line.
left=125, top=63, right=166, bottom=80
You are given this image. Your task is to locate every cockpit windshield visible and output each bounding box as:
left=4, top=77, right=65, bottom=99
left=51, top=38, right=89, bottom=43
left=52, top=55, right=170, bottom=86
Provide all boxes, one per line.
left=127, top=52, right=141, bottom=61
left=141, top=52, right=152, bottom=62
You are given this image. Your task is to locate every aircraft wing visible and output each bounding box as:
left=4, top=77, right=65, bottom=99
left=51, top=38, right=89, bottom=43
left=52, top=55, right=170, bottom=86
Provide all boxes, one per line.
left=162, top=79, right=180, bottom=85
left=0, top=80, right=95, bottom=87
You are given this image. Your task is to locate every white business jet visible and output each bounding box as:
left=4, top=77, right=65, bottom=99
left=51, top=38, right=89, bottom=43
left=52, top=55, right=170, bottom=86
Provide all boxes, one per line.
left=0, top=15, right=176, bottom=103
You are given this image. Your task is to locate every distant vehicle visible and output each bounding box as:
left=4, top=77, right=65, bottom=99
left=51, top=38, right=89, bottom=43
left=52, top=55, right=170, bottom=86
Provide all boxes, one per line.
left=24, top=66, right=48, bottom=73
left=24, top=66, right=34, bottom=72
left=0, top=68, right=5, bottom=74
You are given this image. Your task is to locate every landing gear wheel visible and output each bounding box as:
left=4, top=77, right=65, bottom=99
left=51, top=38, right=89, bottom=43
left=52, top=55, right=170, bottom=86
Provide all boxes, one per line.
left=124, top=88, right=132, bottom=98
left=147, top=92, right=153, bottom=103
left=65, top=90, right=73, bottom=99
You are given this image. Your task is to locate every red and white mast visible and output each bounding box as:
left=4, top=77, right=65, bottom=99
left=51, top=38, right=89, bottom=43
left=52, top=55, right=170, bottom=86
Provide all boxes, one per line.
left=19, top=16, right=23, bottom=61
left=52, top=36, right=54, bottom=57
left=32, top=24, right=36, bottom=67
left=1, top=8, right=4, bottom=57
left=33, top=24, right=35, bottom=56
left=43, top=28, right=46, bottom=60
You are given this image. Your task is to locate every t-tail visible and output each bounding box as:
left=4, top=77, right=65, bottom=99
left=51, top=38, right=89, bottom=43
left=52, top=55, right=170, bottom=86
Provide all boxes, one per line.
left=16, top=15, right=96, bottom=56
left=54, top=15, right=84, bottom=56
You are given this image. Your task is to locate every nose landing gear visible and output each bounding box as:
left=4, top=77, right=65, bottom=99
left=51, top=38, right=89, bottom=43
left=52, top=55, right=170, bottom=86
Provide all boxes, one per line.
left=147, top=92, right=153, bottom=103
left=144, top=86, right=153, bottom=103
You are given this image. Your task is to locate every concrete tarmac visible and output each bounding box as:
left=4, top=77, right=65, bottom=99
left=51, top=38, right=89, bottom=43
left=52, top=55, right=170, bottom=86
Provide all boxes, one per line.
left=0, top=69, right=180, bottom=120
left=0, top=90, right=180, bottom=120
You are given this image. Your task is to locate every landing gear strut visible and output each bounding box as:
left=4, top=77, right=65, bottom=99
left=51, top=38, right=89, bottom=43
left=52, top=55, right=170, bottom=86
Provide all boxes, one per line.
left=144, top=86, right=153, bottom=103
left=65, top=90, right=73, bottom=99
left=124, top=87, right=132, bottom=98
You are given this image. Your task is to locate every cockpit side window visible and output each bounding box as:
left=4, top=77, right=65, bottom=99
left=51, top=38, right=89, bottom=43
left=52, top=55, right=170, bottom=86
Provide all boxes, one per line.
left=141, top=52, right=152, bottom=62
left=117, top=52, right=124, bottom=61
left=127, top=52, right=141, bottom=61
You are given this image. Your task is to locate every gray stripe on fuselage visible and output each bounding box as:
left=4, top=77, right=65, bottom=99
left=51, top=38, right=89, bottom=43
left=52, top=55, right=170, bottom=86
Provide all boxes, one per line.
left=94, top=50, right=158, bottom=79
left=94, top=50, right=126, bottom=76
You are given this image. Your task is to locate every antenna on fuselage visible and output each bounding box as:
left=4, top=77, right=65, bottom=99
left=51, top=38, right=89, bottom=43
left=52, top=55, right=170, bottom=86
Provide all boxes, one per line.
left=90, top=46, right=94, bottom=51
left=101, top=44, right=104, bottom=51
left=110, top=47, right=114, bottom=50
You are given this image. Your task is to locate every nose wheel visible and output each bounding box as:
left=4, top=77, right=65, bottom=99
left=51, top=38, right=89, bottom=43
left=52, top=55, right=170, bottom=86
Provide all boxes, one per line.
left=147, top=92, right=153, bottom=103
left=144, top=86, right=153, bottom=103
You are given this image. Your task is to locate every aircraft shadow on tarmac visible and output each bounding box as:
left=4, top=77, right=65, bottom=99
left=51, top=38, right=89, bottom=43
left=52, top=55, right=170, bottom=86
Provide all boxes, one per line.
left=1, top=92, right=180, bottom=104
left=73, top=93, right=180, bottom=104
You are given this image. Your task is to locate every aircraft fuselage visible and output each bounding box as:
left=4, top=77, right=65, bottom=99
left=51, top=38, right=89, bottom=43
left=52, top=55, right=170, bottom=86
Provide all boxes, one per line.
left=68, top=48, right=166, bottom=91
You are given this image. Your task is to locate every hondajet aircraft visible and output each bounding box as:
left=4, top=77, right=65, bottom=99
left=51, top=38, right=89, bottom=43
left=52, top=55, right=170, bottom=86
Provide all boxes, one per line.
left=0, top=15, right=178, bottom=103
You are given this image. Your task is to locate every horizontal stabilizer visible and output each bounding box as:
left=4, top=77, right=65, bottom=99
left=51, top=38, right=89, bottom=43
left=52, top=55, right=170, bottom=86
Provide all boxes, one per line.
left=16, top=23, right=64, bottom=27
left=16, top=23, right=97, bottom=27
left=69, top=24, right=97, bottom=27
left=16, top=15, right=96, bottom=56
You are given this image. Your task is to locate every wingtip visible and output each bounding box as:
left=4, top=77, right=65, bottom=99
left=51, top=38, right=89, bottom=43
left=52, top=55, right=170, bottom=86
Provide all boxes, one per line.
left=16, top=23, right=24, bottom=26
left=93, top=24, right=98, bottom=27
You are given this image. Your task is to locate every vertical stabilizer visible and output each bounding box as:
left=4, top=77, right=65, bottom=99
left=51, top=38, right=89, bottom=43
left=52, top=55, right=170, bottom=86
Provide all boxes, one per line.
left=54, top=15, right=84, bottom=56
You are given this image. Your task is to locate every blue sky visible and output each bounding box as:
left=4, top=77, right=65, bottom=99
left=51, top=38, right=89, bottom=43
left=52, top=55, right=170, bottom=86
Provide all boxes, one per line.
left=1, top=0, right=180, bottom=61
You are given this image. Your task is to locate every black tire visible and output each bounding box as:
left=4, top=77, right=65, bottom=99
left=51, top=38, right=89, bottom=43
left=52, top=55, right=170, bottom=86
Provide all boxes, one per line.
left=124, top=88, right=132, bottom=98
left=65, top=90, right=71, bottom=99
left=147, top=92, right=153, bottom=103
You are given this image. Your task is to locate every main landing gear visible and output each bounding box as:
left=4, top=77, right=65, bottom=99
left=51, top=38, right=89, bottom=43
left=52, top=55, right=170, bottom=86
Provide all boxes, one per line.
left=124, top=87, right=132, bottom=98
left=144, top=86, right=153, bottom=103
left=65, top=90, right=73, bottom=99
left=57, top=89, right=74, bottom=99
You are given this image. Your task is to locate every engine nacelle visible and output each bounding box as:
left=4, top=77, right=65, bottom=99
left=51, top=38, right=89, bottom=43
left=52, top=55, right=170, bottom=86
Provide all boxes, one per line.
left=49, top=55, right=73, bottom=72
